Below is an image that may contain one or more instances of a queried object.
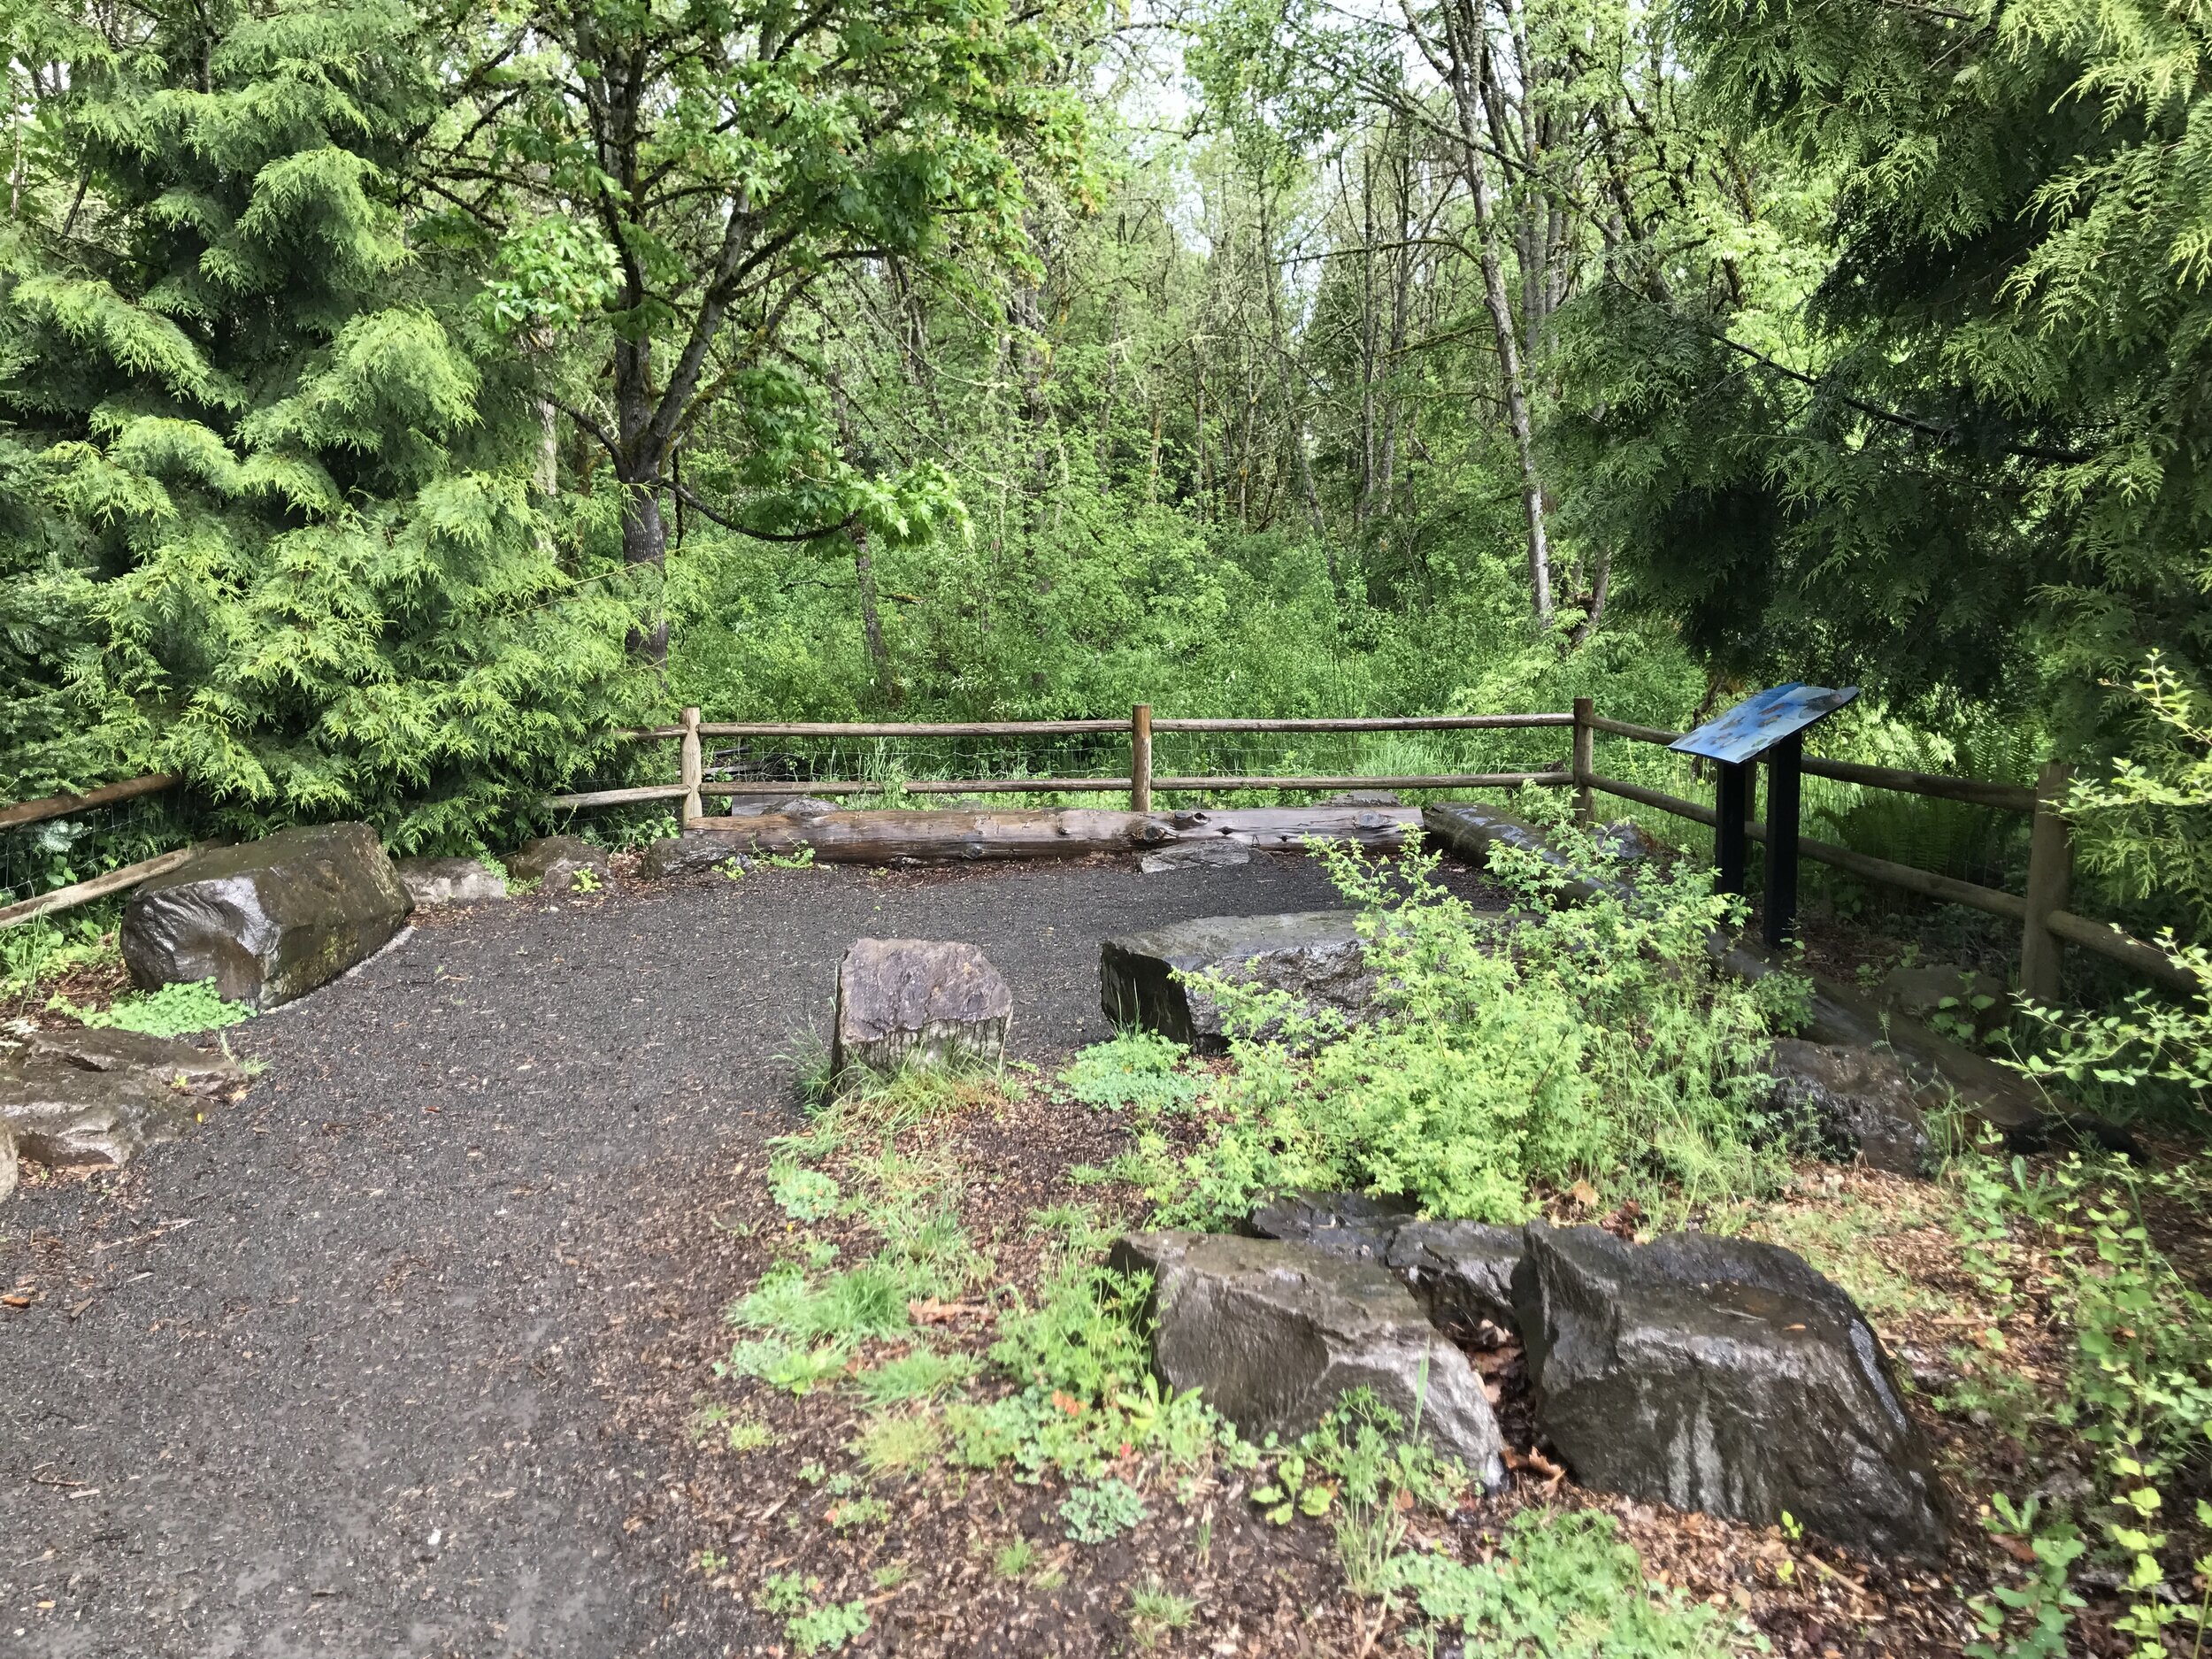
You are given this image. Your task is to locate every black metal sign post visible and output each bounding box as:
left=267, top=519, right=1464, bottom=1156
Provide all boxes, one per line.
left=1763, top=732, right=1803, bottom=948
left=1670, top=682, right=1857, bottom=950
left=1714, top=762, right=1749, bottom=898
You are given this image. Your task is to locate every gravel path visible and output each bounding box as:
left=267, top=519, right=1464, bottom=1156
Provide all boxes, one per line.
left=0, top=853, right=1351, bottom=1659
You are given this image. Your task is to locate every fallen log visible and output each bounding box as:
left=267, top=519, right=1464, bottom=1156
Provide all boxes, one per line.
left=681, top=804, right=1418, bottom=864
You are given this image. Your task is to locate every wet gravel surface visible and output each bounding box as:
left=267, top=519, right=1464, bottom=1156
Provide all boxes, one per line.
left=0, top=853, right=1349, bottom=1659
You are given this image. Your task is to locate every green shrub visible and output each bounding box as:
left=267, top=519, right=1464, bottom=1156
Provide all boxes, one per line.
left=1164, top=798, right=1805, bottom=1225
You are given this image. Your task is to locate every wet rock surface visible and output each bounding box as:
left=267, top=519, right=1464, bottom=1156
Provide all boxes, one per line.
left=1766, top=1039, right=1936, bottom=1176
left=0, top=1054, right=196, bottom=1167
left=1099, top=910, right=1371, bottom=1050
left=1110, top=1229, right=1504, bottom=1486
left=121, top=822, right=414, bottom=1010
left=509, top=833, right=611, bottom=893
left=1247, top=1194, right=1525, bottom=1333
left=639, top=831, right=749, bottom=881
left=1512, top=1220, right=1948, bottom=1558
left=1880, top=962, right=2010, bottom=1041
left=1246, top=1191, right=1411, bottom=1263
left=23, top=1025, right=246, bottom=1094
left=394, top=856, right=508, bottom=907
left=1386, top=1220, right=1526, bottom=1333
left=831, top=938, right=1013, bottom=1081
left=1139, top=840, right=1253, bottom=874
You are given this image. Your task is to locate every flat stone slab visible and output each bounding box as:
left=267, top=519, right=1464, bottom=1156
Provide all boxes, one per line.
left=831, top=938, right=1011, bottom=1083
left=0, top=1056, right=196, bottom=1168
left=1110, top=1230, right=1503, bottom=1486
left=122, top=823, right=413, bottom=1010
left=23, top=1027, right=243, bottom=1096
left=1514, top=1221, right=1948, bottom=1557
left=1099, top=910, right=1370, bottom=1051
left=1139, top=841, right=1253, bottom=875
left=509, top=835, right=610, bottom=893
left=394, top=856, right=507, bottom=907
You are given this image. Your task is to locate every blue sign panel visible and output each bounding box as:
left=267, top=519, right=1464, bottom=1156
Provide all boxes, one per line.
left=1668, top=682, right=1859, bottom=765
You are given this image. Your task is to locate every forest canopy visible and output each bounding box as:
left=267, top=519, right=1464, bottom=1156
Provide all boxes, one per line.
left=3, top=0, right=2208, bottom=857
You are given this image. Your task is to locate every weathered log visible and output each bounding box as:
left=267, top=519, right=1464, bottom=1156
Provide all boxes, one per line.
left=681, top=804, right=1419, bottom=863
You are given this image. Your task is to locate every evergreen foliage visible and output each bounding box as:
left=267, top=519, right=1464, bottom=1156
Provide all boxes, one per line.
left=0, top=0, right=637, bottom=841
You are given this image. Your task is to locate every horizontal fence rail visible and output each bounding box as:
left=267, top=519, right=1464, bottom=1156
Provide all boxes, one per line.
left=0, top=772, right=177, bottom=832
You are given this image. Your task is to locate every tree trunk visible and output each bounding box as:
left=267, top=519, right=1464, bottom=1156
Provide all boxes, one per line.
left=621, top=478, right=670, bottom=664
left=851, top=524, right=896, bottom=707
left=1432, top=0, right=1554, bottom=631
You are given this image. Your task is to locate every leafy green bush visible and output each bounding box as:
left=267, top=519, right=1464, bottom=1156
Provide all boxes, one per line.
left=1164, top=797, right=1804, bottom=1225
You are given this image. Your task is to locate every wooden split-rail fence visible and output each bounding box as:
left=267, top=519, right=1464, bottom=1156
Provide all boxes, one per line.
left=549, top=702, right=2183, bottom=1002
left=0, top=703, right=2190, bottom=1006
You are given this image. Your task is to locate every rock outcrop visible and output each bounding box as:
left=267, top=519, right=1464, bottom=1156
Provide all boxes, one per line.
left=720, top=795, right=839, bottom=818
left=831, top=939, right=1012, bottom=1083
left=1099, top=911, right=1371, bottom=1051
left=508, top=835, right=611, bottom=893
left=1765, top=1040, right=1935, bottom=1176
left=1512, top=1221, right=1947, bottom=1557
left=1110, top=1230, right=1504, bottom=1486
left=394, top=856, right=507, bottom=908
left=121, top=824, right=412, bottom=1010
left=1246, top=1192, right=1411, bottom=1263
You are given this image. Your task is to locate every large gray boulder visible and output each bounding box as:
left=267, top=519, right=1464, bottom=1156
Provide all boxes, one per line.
left=639, top=832, right=749, bottom=881
left=1099, top=911, right=1371, bottom=1051
left=1765, top=1040, right=1935, bottom=1176
left=0, top=1056, right=195, bottom=1168
left=1110, top=1230, right=1503, bottom=1486
left=1513, top=1222, right=1947, bottom=1558
left=24, top=1026, right=244, bottom=1096
left=508, top=834, right=610, bottom=894
left=831, top=939, right=1011, bottom=1083
left=121, top=824, right=412, bottom=1010
left=393, top=856, right=506, bottom=908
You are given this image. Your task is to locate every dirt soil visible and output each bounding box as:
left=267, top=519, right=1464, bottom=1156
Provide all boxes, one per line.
left=0, top=850, right=1365, bottom=1659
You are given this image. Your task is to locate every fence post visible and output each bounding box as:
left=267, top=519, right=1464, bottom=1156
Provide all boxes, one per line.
left=2021, top=759, right=2072, bottom=1003
left=1131, top=704, right=1153, bottom=813
left=680, top=706, right=703, bottom=825
left=1571, top=696, right=1595, bottom=824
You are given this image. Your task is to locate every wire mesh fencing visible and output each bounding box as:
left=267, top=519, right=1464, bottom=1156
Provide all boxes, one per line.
left=0, top=786, right=202, bottom=911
